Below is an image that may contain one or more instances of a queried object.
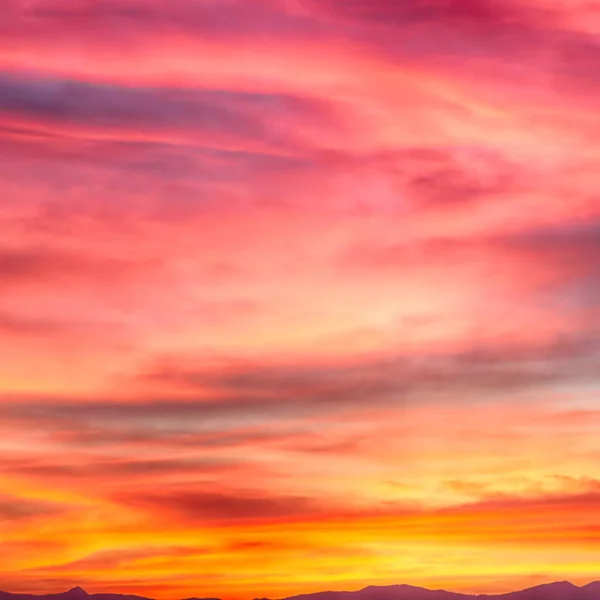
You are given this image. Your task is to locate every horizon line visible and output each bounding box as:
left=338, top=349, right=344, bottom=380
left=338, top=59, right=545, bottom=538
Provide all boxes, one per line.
left=2, top=579, right=600, bottom=600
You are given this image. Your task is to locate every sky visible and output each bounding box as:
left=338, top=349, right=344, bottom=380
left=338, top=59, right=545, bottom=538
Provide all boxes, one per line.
left=1, top=0, right=600, bottom=598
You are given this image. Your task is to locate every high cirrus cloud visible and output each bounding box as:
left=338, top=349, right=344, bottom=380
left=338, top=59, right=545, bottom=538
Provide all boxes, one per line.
left=0, top=72, right=339, bottom=152
left=303, top=0, right=522, bottom=28
left=1, top=329, right=599, bottom=443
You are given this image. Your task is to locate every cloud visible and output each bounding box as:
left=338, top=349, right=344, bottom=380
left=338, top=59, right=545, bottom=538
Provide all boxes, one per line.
left=305, top=0, right=522, bottom=29
left=0, top=72, right=336, bottom=152
left=103, top=483, right=600, bottom=543
left=115, top=490, right=322, bottom=524
left=1, top=328, right=598, bottom=445
left=0, top=494, right=66, bottom=522
left=31, top=545, right=212, bottom=573
left=0, top=246, right=149, bottom=287
left=18, top=0, right=326, bottom=43
left=0, top=310, right=71, bottom=337
left=143, top=327, right=600, bottom=397
left=343, top=218, right=600, bottom=314
left=0, top=457, right=242, bottom=483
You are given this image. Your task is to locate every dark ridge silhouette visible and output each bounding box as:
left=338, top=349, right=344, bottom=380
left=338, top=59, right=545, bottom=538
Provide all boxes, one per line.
left=582, top=585, right=600, bottom=594
left=276, top=582, right=600, bottom=600
left=1, top=582, right=599, bottom=600
left=0, top=588, right=154, bottom=600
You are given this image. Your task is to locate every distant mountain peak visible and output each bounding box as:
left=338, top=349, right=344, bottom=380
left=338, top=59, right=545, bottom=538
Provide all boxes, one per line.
left=359, top=586, right=431, bottom=594
left=354, top=584, right=456, bottom=595
left=526, top=581, right=579, bottom=591
left=66, top=589, right=88, bottom=597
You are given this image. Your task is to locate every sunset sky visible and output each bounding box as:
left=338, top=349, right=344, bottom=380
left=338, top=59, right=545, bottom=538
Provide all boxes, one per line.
left=1, top=0, right=600, bottom=598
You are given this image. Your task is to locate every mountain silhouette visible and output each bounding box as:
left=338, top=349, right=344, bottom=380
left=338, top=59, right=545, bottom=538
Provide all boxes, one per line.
left=0, top=588, right=154, bottom=600
left=1, top=582, right=600, bottom=600
left=276, top=582, right=600, bottom=600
